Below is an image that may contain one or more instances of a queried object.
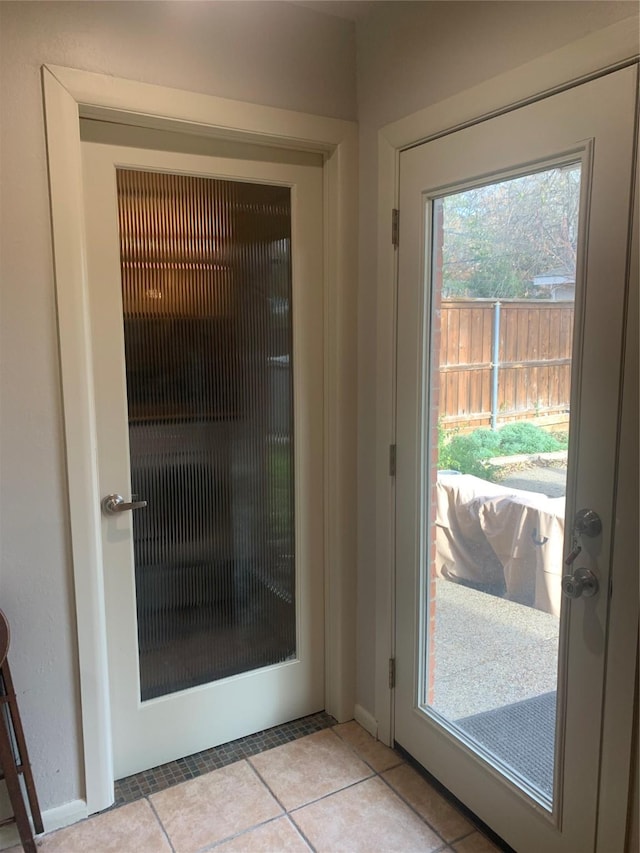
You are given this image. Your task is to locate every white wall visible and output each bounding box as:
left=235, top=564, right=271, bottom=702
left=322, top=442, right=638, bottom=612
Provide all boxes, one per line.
left=354, top=0, right=639, bottom=719
left=0, top=0, right=356, bottom=811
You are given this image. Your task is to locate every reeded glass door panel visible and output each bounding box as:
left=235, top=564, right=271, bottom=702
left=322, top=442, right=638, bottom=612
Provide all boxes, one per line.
left=116, top=169, right=295, bottom=701
left=423, top=165, right=581, bottom=806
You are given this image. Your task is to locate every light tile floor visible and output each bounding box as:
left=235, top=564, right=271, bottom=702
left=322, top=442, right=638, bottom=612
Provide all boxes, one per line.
left=17, top=722, right=503, bottom=853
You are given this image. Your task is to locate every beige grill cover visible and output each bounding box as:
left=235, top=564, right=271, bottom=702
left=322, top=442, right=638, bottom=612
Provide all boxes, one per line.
left=435, top=474, right=565, bottom=616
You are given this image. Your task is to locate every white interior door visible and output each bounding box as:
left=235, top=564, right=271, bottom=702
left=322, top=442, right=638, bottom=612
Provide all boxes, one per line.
left=81, top=131, right=324, bottom=779
left=394, top=67, right=637, bottom=852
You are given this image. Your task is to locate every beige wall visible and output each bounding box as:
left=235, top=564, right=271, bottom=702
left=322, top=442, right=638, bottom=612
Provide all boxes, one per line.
left=1, top=0, right=638, bottom=820
left=354, top=0, right=639, bottom=718
left=0, top=0, right=355, bottom=811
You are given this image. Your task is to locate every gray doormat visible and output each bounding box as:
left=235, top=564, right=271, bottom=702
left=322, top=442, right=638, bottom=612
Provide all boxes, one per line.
left=456, top=691, right=556, bottom=799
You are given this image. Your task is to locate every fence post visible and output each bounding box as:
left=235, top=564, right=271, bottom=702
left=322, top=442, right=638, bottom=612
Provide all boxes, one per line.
left=491, top=300, right=501, bottom=430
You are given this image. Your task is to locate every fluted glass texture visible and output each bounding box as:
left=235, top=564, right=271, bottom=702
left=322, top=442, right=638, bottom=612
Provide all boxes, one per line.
left=116, top=169, right=296, bottom=701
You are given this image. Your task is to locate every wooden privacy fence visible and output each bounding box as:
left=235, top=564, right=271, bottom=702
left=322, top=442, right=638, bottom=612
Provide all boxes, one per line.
left=438, top=299, right=574, bottom=432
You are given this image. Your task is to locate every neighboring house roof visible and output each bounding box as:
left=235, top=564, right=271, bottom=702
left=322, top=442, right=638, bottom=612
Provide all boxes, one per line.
left=531, top=271, right=575, bottom=300
left=532, top=273, right=575, bottom=287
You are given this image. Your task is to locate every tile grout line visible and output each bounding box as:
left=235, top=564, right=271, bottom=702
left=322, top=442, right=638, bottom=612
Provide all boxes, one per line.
left=376, top=769, right=457, bottom=851
left=146, top=796, right=177, bottom=853
left=113, top=712, right=337, bottom=807
left=285, top=811, right=318, bottom=853
left=245, top=729, right=376, bottom=812
left=35, top=720, right=482, bottom=852
left=240, top=760, right=318, bottom=852
left=330, top=723, right=406, bottom=775
left=194, top=814, right=289, bottom=853
left=275, top=760, right=454, bottom=853
left=242, top=721, right=457, bottom=848
left=282, top=813, right=316, bottom=853
left=112, top=717, right=351, bottom=810
left=247, top=735, right=413, bottom=848
left=286, top=771, right=376, bottom=816
left=245, top=756, right=290, bottom=814
left=450, top=827, right=481, bottom=844
left=330, top=723, right=462, bottom=843
left=247, top=730, right=431, bottom=850
left=378, top=764, right=495, bottom=847
left=146, top=756, right=315, bottom=853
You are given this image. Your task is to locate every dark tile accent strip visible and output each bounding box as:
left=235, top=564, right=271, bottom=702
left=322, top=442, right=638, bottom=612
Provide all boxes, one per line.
left=112, top=711, right=336, bottom=807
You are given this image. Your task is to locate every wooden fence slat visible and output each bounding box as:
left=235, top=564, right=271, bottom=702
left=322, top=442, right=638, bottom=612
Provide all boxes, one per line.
left=458, top=308, right=470, bottom=414
left=516, top=307, right=529, bottom=411
left=484, top=309, right=492, bottom=413
left=527, top=305, right=535, bottom=409
left=438, top=299, right=574, bottom=430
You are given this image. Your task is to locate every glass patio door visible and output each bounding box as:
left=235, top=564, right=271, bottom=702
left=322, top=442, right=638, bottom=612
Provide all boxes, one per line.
left=82, top=133, right=325, bottom=779
left=394, top=67, right=637, bottom=852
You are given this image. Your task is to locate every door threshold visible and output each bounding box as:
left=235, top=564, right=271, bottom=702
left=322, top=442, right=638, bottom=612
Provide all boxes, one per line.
left=394, top=742, right=516, bottom=853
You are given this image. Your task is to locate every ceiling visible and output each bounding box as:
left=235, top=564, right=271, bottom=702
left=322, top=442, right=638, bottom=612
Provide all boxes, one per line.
left=292, top=1, right=376, bottom=21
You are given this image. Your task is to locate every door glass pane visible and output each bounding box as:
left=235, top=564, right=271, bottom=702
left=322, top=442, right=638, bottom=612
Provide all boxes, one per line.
left=116, top=169, right=296, bottom=701
left=423, top=164, right=581, bottom=806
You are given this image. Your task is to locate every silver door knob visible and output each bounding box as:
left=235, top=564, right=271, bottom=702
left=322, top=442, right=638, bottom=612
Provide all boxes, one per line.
left=561, top=567, right=599, bottom=599
left=101, top=493, right=148, bottom=515
left=573, top=508, right=602, bottom=538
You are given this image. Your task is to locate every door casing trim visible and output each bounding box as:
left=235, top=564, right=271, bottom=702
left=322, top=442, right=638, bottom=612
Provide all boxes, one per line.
left=373, top=19, right=638, bottom=853
left=42, top=64, right=358, bottom=814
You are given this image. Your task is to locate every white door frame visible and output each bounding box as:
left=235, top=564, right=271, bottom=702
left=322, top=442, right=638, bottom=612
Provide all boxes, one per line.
left=42, top=64, right=358, bottom=815
left=373, top=20, right=638, bottom=852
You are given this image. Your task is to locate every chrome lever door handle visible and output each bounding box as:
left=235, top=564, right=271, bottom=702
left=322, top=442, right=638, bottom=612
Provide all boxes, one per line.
left=102, top=493, right=148, bottom=515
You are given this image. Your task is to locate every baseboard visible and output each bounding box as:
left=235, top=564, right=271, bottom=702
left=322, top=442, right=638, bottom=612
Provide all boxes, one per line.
left=0, top=798, right=88, bottom=849
left=354, top=704, right=378, bottom=738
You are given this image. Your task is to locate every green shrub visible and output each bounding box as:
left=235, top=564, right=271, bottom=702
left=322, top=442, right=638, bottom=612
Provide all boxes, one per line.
left=438, top=422, right=567, bottom=478
left=496, top=422, right=567, bottom=455
left=438, top=428, right=501, bottom=479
